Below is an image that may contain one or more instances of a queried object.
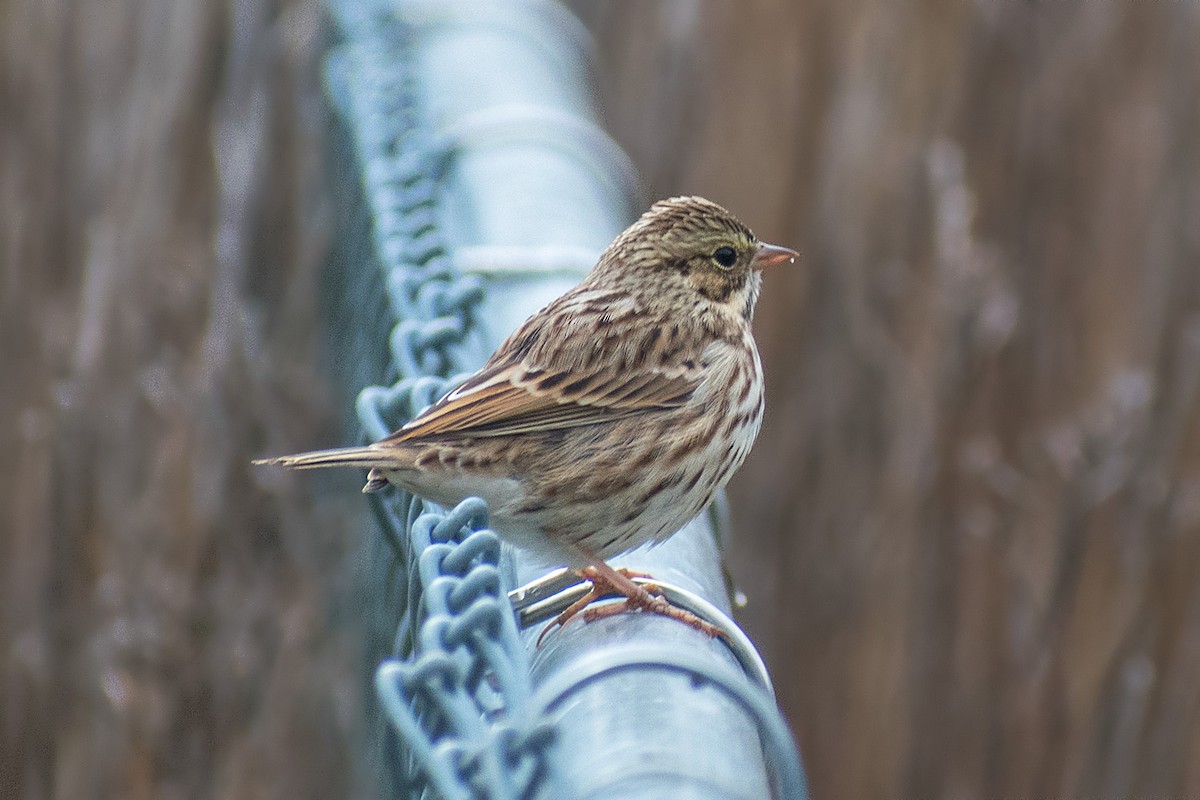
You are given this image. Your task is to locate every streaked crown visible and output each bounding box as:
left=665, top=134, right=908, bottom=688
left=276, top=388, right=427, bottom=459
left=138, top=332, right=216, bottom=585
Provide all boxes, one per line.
left=593, top=196, right=764, bottom=309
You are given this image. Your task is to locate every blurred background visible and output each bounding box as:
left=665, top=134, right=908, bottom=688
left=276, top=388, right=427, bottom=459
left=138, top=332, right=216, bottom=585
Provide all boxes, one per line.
left=3, top=1, right=1199, bottom=799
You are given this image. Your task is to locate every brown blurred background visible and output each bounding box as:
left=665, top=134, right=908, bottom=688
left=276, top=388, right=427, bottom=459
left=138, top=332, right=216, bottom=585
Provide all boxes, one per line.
left=4, top=1, right=1199, bottom=799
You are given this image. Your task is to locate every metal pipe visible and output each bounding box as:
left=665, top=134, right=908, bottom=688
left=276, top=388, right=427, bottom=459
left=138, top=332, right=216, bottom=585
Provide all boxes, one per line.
left=326, top=1, right=806, bottom=797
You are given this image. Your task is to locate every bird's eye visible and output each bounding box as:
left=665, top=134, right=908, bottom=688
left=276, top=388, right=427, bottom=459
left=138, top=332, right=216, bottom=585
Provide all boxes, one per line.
left=712, top=246, right=737, bottom=269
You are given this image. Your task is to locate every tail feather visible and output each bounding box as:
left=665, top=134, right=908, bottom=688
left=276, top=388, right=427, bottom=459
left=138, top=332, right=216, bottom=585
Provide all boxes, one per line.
left=252, top=445, right=401, bottom=471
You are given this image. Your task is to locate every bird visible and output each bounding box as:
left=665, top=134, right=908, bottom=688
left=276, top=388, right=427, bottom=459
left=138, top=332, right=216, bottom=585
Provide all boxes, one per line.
left=255, top=196, right=797, bottom=640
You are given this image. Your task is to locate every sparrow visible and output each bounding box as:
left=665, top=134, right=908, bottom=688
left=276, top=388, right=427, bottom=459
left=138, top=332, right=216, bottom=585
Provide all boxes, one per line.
left=256, top=196, right=797, bottom=639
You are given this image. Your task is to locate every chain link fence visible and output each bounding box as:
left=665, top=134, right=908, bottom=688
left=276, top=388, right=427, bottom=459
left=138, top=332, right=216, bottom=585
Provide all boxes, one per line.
left=323, top=2, right=806, bottom=797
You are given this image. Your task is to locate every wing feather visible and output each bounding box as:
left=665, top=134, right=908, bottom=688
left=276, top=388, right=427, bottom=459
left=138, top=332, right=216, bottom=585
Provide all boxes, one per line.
left=380, top=288, right=702, bottom=443
left=382, top=366, right=696, bottom=442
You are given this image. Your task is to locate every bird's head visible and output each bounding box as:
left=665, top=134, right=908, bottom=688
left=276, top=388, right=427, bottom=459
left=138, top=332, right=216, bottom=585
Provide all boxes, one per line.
left=592, top=196, right=797, bottom=320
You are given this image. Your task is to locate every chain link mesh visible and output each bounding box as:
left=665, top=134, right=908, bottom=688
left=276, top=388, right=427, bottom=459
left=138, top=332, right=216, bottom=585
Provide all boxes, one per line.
left=323, top=4, right=805, bottom=800
left=324, top=14, right=561, bottom=799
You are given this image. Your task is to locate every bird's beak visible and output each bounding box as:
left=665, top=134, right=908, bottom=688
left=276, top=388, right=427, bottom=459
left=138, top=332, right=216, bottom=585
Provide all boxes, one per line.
left=750, top=242, right=799, bottom=270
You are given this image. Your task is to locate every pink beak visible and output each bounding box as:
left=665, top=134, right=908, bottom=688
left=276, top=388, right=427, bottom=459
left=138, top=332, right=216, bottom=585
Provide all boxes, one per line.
left=750, top=242, right=799, bottom=270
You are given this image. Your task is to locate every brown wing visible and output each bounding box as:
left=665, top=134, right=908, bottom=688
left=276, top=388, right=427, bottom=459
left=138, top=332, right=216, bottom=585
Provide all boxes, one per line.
left=380, top=287, right=702, bottom=443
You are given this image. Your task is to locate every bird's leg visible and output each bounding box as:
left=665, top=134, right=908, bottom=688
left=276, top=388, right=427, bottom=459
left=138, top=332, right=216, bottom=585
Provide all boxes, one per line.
left=536, top=556, right=726, bottom=644
left=580, top=559, right=726, bottom=639
left=536, top=565, right=656, bottom=646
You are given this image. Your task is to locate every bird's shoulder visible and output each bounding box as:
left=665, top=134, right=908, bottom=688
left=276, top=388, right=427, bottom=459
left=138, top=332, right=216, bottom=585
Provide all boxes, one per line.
left=491, top=284, right=715, bottom=373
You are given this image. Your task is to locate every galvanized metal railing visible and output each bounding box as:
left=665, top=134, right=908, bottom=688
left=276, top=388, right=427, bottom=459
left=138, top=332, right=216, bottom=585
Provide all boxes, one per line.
left=323, top=1, right=807, bottom=798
